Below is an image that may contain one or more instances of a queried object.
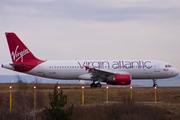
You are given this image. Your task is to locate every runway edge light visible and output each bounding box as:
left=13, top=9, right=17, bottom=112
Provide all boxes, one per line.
left=34, top=86, right=36, bottom=109
left=10, top=86, right=12, bottom=112
left=106, top=86, right=108, bottom=102
left=154, top=86, right=157, bottom=102
left=130, top=86, right=132, bottom=102
left=82, top=86, right=84, bottom=106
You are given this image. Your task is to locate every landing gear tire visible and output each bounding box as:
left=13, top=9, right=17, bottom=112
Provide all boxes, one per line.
left=90, top=83, right=96, bottom=88
left=90, top=83, right=101, bottom=88
left=96, top=83, right=101, bottom=88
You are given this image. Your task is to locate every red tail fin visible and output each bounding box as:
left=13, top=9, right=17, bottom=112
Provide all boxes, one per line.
left=5, top=33, right=40, bottom=63
left=5, top=33, right=44, bottom=72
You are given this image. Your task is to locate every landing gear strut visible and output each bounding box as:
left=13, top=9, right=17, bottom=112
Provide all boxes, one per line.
left=153, top=79, right=158, bottom=87
left=90, top=82, right=101, bottom=88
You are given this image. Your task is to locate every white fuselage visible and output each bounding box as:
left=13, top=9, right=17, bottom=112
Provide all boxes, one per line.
left=22, top=60, right=178, bottom=80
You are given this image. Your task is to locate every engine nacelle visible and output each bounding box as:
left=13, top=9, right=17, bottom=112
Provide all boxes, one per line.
left=79, top=74, right=92, bottom=80
left=107, top=74, right=131, bottom=85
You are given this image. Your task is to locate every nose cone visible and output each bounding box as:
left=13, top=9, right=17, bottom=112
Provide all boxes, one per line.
left=173, top=68, right=179, bottom=76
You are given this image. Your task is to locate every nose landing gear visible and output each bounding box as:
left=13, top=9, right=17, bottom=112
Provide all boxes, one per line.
left=153, top=79, right=158, bottom=87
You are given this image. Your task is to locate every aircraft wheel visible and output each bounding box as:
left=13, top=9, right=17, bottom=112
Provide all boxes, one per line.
left=90, top=83, right=96, bottom=88
left=96, top=83, right=101, bottom=88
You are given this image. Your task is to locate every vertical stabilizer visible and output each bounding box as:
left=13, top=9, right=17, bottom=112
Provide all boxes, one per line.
left=4, top=33, right=44, bottom=72
left=5, top=33, right=40, bottom=63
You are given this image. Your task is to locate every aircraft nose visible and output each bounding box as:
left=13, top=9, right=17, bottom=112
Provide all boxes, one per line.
left=174, top=68, right=179, bottom=76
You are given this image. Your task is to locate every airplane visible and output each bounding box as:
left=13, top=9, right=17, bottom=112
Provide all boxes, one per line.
left=2, top=33, right=179, bottom=87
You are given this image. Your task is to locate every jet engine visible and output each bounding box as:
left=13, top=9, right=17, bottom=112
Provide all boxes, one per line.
left=106, top=74, right=131, bottom=85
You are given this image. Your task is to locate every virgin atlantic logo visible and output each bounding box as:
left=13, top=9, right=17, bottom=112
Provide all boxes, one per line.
left=11, top=46, right=29, bottom=62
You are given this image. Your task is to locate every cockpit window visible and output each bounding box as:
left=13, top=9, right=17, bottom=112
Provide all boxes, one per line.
left=168, top=65, right=172, bottom=67
left=165, top=65, right=172, bottom=68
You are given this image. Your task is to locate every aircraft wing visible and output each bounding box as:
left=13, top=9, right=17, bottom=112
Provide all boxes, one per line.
left=84, top=66, right=129, bottom=80
left=85, top=66, right=128, bottom=74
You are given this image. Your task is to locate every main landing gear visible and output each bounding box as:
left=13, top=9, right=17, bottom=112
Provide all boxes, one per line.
left=90, top=82, right=102, bottom=88
left=153, top=79, right=158, bottom=87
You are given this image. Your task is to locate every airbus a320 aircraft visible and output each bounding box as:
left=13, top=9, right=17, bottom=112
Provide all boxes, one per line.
left=2, top=33, right=179, bottom=87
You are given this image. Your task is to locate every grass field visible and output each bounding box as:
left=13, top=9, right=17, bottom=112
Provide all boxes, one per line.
left=0, top=83, right=180, bottom=120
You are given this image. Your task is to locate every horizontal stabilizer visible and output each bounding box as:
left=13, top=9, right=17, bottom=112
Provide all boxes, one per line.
left=10, top=63, right=27, bottom=68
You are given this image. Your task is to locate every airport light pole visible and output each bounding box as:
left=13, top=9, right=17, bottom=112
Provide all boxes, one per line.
left=106, top=86, right=109, bottom=102
left=154, top=87, right=157, bottom=102
left=58, top=86, right=60, bottom=101
left=82, top=86, right=84, bottom=106
left=9, top=86, right=12, bottom=113
left=130, top=86, right=133, bottom=102
left=34, top=86, right=36, bottom=109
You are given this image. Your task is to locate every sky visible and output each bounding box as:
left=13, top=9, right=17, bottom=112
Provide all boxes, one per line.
left=0, top=0, right=180, bottom=78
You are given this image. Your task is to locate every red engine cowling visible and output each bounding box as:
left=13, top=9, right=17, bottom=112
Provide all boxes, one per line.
left=106, top=74, right=131, bottom=85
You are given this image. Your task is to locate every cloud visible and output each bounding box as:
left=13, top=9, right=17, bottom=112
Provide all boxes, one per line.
left=3, top=5, right=40, bottom=15
left=73, top=0, right=180, bottom=9
left=4, top=0, right=57, bottom=2
left=0, top=0, right=180, bottom=75
left=2, top=0, right=180, bottom=22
